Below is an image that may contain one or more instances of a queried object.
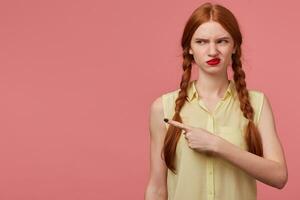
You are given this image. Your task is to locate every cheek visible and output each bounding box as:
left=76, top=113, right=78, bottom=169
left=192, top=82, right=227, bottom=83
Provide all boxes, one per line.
left=219, top=48, right=233, bottom=59
left=224, top=51, right=234, bottom=61
left=219, top=46, right=232, bottom=54
left=193, top=55, right=206, bottom=66
left=192, top=49, right=206, bottom=61
left=221, top=46, right=235, bottom=55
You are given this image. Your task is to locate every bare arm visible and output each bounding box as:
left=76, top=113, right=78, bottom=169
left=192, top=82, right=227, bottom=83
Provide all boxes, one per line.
left=144, top=96, right=168, bottom=200
left=215, top=94, right=288, bottom=189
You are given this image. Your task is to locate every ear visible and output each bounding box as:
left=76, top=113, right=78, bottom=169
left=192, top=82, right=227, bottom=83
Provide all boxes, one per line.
left=189, top=48, right=193, bottom=55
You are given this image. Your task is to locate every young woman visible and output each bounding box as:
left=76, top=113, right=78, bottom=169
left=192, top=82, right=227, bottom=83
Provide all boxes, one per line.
left=145, top=2, right=288, bottom=200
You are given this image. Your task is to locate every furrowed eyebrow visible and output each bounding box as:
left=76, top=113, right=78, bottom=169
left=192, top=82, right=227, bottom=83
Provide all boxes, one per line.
left=195, top=37, right=231, bottom=41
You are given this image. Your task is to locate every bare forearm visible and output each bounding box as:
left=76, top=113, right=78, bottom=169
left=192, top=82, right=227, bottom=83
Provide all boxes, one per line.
left=214, top=137, right=287, bottom=189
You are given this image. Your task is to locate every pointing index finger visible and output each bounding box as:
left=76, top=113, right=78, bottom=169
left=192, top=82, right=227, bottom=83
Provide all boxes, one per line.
left=164, top=118, right=192, bottom=131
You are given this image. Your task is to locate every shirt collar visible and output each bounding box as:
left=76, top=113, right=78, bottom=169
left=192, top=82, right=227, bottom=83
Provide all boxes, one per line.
left=186, top=79, right=236, bottom=102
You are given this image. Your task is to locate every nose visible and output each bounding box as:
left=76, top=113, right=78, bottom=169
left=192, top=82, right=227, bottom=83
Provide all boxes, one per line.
left=208, top=42, right=219, bottom=57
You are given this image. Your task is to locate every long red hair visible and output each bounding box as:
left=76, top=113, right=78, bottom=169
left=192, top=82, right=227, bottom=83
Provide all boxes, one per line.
left=162, top=2, right=263, bottom=174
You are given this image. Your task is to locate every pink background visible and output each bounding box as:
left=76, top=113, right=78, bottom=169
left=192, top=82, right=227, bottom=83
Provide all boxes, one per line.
left=0, top=0, right=299, bottom=199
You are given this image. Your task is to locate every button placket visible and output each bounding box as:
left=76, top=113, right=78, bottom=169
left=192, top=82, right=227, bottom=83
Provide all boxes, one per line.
left=206, top=114, right=215, bottom=200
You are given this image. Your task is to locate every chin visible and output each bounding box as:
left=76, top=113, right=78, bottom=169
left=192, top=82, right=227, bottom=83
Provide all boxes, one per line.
left=201, top=65, right=227, bottom=74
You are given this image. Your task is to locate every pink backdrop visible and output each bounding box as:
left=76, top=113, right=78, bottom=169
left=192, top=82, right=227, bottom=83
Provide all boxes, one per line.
left=0, top=0, right=299, bottom=199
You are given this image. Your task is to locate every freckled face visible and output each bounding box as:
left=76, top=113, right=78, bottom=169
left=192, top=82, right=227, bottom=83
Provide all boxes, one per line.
left=189, top=21, right=236, bottom=74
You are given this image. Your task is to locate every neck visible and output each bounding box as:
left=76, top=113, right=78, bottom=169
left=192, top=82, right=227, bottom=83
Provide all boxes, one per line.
left=195, top=75, right=230, bottom=99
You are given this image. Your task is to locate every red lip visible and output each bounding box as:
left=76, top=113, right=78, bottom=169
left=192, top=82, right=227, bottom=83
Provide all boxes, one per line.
left=206, top=58, right=220, bottom=65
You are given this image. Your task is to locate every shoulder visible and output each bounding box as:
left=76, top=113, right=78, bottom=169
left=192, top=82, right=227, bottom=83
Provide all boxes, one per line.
left=248, top=89, right=268, bottom=125
left=149, top=90, right=176, bottom=132
left=151, top=88, right=180, bottom=109
left=149, top=96, right=165, bottom=130
left=150, top=89, right=178, bottom=117
left=248, top=89, right=265, bottom=107
left=248, top=89, right=264, bottom=100
left=161, top=88, right=180, bottom=100
left=150, top=95, right=164, bottom=116
left=161, top=88, right=180, bottom=108
left=150, top=89, right=180, bottom=125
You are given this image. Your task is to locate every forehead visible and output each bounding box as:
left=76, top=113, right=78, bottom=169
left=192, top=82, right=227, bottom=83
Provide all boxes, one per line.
left=192, top=21, right=231, bottom=39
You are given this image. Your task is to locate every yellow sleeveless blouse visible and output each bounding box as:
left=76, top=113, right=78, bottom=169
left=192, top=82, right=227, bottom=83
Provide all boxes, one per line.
left=162, top=79, right=264, bottom=200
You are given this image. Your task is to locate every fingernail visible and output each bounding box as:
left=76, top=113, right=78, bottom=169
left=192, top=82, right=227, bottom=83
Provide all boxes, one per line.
left=163, top=118, right=169, bottom=123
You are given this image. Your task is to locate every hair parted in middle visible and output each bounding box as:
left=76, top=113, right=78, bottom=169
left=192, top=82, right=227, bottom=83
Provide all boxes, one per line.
left=162, top=2, right=263, bottom=174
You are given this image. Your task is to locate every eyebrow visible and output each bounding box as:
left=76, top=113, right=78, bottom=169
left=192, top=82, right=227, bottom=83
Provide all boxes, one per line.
left=194, top=37, right=231, bottom=41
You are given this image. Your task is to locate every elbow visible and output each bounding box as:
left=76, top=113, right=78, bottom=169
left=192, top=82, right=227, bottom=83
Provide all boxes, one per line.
left=275, top=169, right=288, bottom=189
left=276, top=178, right=287, bottom=189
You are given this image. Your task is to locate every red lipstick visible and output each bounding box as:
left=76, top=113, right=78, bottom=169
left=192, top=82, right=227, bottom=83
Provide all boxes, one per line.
left=206, top=58, right=220, bottom=66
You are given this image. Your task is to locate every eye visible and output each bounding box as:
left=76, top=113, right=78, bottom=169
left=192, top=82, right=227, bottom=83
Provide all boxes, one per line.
left=218, top=40, right=229, bottom=43
left=196, top=40, right=206, bottom=44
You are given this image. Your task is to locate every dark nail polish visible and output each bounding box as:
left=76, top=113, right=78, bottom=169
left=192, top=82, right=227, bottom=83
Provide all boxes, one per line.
left=164, top=118, right=169, bottom=123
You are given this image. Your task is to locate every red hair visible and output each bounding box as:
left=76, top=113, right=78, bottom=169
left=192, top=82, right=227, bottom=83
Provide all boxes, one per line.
left=162, top=2, right=263, bottom=174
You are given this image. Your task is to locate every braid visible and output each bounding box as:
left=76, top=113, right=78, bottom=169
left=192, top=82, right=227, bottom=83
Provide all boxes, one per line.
left=175, top=50, right=193, bottom=113
left=232, top=51, right=263, bottom=157
left=162, top=49, right=193, bottom=174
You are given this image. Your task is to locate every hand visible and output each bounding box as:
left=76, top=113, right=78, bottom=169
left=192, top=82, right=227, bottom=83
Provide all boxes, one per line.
left=164, top=118, right=220, bottom=156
